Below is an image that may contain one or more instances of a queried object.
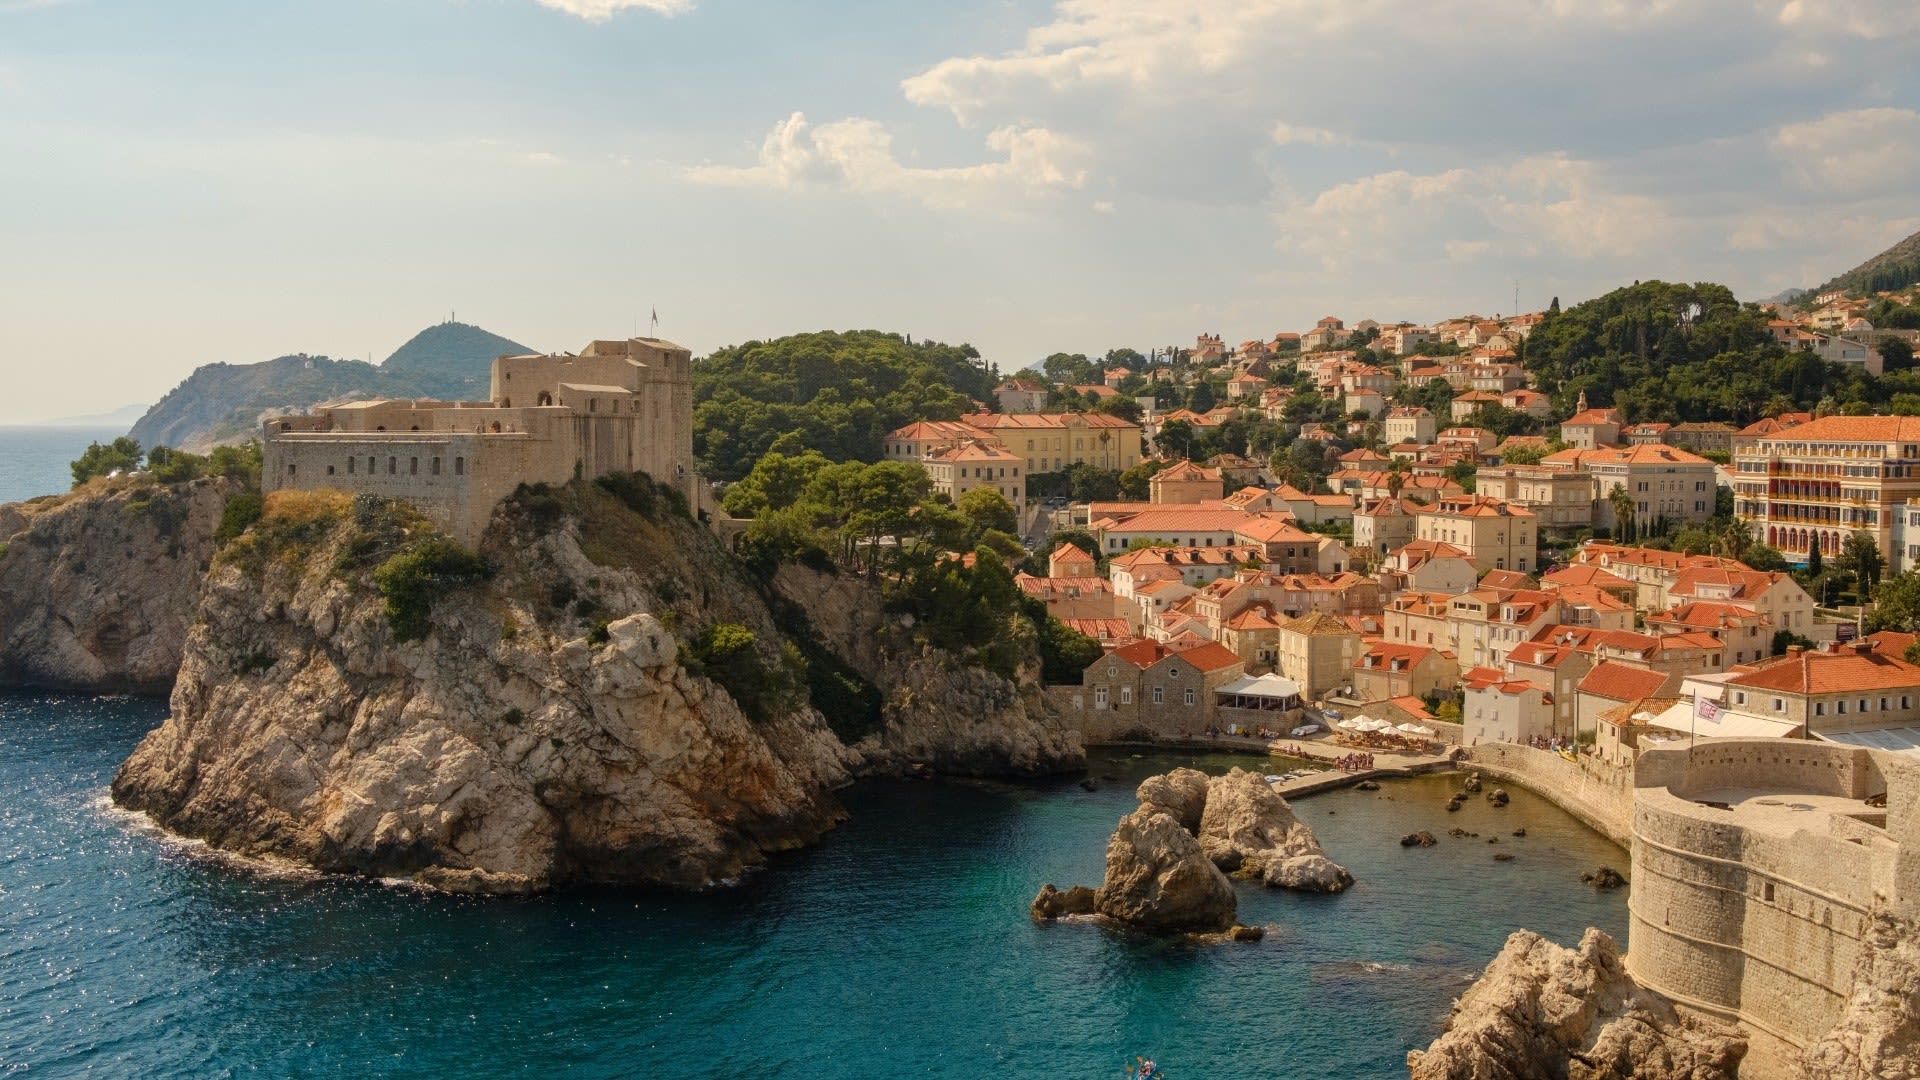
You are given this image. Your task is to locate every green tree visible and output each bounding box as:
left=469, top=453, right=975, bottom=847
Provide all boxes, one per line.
left=1608, top=484, right=1637, bottom=542
left=70, top=437, right=143, bottom=487
left=1500, top=444, right=1549, bottom=465
left=1117, top=459, right=1161, bottom=500
left=721, top=449, right=832, bottom=518
left=955, top=487, right=1018, bottom=543
left=1155, top=419, right=1195, bottom=459
left=1873, top=571, right=1920, bottom=631
left=1807, top=539, right=1823, bottom=579
left=1883, top=338, right=1916, bottom=373
left=1188, top=380, right=1217, bottom=414
left=1839, top=529, right=1885, bottom=592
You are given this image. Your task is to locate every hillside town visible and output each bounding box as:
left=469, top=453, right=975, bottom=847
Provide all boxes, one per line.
left=874, top=293, right=1920, bottom=761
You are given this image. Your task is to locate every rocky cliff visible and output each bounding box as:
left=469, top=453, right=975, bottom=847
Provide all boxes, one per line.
left=1801, top=905, right=1920, bottom=1080
left=111, top=477, right=1082, bottom=893
left=0, top=477, right=242, bottom=693
left=1407, top=928, right=1746, bottom=1080
left=771, top=563, right=1083, bottom=777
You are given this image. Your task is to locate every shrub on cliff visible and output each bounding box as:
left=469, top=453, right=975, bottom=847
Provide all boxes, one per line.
left=214, top=493, right=263, bottom=545
left=373, top=538, right=493, bottom=642
left=678, top=622, right=799, bottom=724
left=70, top=437, right=143, bottom=487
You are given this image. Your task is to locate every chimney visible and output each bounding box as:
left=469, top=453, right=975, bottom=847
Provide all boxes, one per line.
left=1851, top=640, right=1874, bottom=655
left=1788, top=644, right=1805, bottom=657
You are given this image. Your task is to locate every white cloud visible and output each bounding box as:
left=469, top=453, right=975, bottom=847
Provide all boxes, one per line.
left=1771, top=108, right=1920, bottom=195
left=531, top=0, right=691, bottom=22
left=685, top=112, right=1089, bottom=209
left=1271, top=123, right=1346, bottom=147
left=1777, top=0, right=1920, bottom=38
left=1274, top=155, right=1676, bottom=268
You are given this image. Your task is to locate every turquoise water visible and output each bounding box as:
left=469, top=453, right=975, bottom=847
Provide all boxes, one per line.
left=1, top=694, right=1629, bottom=1078
left=0, top=428, right=124, bottom=506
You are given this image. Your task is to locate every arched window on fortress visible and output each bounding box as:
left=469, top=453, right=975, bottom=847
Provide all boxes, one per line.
left=368, top=456, right=376, bottom=474
left=388, top=457, right=397, bottom=475
left=589, top=399, right=598, bottom=413
left=347, top=458, right=356, bottom=475
left=326, top=465, right=335, bottom=476
left=455, top=457, right=465, bottom=476
left=538, top=392, right=553, bottom=407
left=501, top=398, right=511, bottom=408
left=410, top=457, right=419, bottom=475
left=431, top=457, right=441, bottom=476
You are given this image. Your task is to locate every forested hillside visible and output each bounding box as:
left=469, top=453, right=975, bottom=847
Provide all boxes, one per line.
left=1816, top=227, right=1920, bottom=298
left=692, top=330, right=999, bottom=481
left=1523, top=281, right=1916, bottom=424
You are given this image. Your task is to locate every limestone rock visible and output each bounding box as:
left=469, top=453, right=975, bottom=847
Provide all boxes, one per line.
left=1801, top=906, right=1920, bottom=1080
left=0, top=478, right=240, bottom=693
left=1093, top=806, right=1236, bottom=933
left=1402, top=831, right=1438, bottom=847
left=771, top=564, right=1083, bottom=779
left=1407, top=928, right=1746, bottom=1080
left=1227, top=924, right=1264, bottom=942
left=1463, top=773, right=1483, bottom=793
left=1197, top=768, right=1353, bottom=893
left=1030, top=883, right=1097, bottom=920
left=1136, top=767, right=1211, bottom=833
left=1487, top=788, right=1510, bottom=807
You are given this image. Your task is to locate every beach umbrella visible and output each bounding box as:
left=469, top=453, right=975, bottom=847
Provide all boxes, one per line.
left=1397, top=723, right=1435, bottom=736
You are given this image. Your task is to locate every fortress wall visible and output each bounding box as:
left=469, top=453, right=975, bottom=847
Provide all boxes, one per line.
left=1626, top=742, right=1901, bottom=1056
left=1462, top=743, right=1634, bottom=844
left=265, top=432, right=484, bottom=542
left=1633, top=739, right=1877, bottom=800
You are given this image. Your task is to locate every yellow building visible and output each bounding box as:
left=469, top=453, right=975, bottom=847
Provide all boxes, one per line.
left=961, top=411, right=1143, bottom=476
left=1412, top=495, right=1538, bottom=573
left=1149, top=460, right=1223, bottom=504
left=922, top=441, right=1025, bottom=507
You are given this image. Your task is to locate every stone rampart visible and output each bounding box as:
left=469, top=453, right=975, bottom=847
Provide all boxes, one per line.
left=1625, top=740, right=1913, bottom=1072
left=1462, top=742, right=1634, bottom=844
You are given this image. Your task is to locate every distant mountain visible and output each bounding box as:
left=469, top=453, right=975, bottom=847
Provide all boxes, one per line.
left=127, top=322, right=532, bottom=453
left=1815, top=227, right=1920, bottom=298
left=39, top=402, right=150, bottom=428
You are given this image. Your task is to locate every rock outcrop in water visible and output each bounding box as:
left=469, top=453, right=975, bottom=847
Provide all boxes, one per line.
left=1198, top=768, right=1353, bottom=893
left=111, top=479, right=1082, bottom=893
left=1407, top=928, right=1746, bottom=1080
left=1034, top=767, right=1350, bottom=935
left=1094, top=805, right=1237, bottom=932
left=0, top=477, right=242, bottom=693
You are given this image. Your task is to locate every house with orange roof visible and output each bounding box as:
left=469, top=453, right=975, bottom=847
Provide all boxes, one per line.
left=1552, top=443, right=1718, bottom=533
left=1437, top=426, right=1497, bottom=455
left=1666, top=564, right=1815, bottom=641
left=1276, top=611, right=1364, bottom=700
left=1462, top=666, right=1555, bottom=745
left=1665, top=421, right=1737, bottom=456
left=1558, top=391, right=1625, bottom=449
left=1413, top=495, right=1538, bottom=573
left=994, top=377, right=1051, bottom=413
left=1080, top=637, right=1247, bottom=737
left=1500, top=388, right=1552, bottom=419
left=922, top=440, right=1025, bottom=507
left=1646, top=601, right=1774, bottom=667
left=1345, top=387, right=1388, bottom=419
left=1204, top=453, right=1264, bottom=488
left=1450, top=390, right=1503, bottom=424
left=882, top=419, right=992, bottom=463
left=1103, top=366, right=1134, bottom=389
left=1624, top=422, right=1671, bottom=446
left=1106, top=544, right=1265, bottom=597
left=1059, top=617, right=1133, bottom=648
left=1047, top=541, right=1098, bottom=579
left=1014, top=572, right=1117, bottom=622
left=1384, top=406, right=1437, bottom=446
left=1477, top=464, right=1597, bottom=532
left=967, top=409, right=1144, bottom=477
left=1541, top=565, right=1637, bottom=605
left=1728, top=411, right=1811, bottom=457
left=1355, top=496, right=1420, bottom=556
left=1505, top=637, right=1592, bottom=737
left=1571, top=542, right=1749, bottom=609
left=1576, top=660, right=1680, bottom=741
left=1226, top=373, right=1266, bottom=401
left=1382, top=590, right=1454, bottom=653
left=1383, top=539, right=1478, bottom=596
left=1149, top=459, right=1224, bottom=505
left=1720, top=640, right=1920, bottom=743
left=1592, top=696, right=1690, bottom=766
left=1447, top=587, right=1562, bottom=673
left=1352, top=642, right=1458, bottom=702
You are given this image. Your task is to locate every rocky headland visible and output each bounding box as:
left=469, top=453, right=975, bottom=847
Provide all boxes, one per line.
left=1032, top=766, right=1351, bottom=935
left=0, top=476, right=245, bottom=693
left=1407, top=928, right=1747, bottom=1080
left=107, top=476, right=1082, bottom=893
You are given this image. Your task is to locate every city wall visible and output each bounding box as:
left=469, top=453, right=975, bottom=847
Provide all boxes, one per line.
left=1462, top=742, right=1634, bottom=845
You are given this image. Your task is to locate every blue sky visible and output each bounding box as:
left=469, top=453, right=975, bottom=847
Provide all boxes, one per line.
left=2, top=0, right=1917, bottom=423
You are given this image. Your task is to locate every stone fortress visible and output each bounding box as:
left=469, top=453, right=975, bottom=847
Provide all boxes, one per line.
left=1627, top=739, right=1920, bottom=1075
left=263, top=337, right=700, bottom=544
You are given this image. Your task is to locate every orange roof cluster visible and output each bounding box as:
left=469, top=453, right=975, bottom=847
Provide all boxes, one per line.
left=1281, top=611, right=1359, bottom=637
left=1727, top=644, right=1920, bottom=695
left=1418, top=495, right=1536, bottom=519
left=1463, top=666, right=1550, bottom=698
left=1542, top=565, right=1635, bottom=591
left=1355, top=642, right=1446, bottom=671
left=964, top=410, right=1137, bottom=430
left=1578, top=660, right=1674, bottom=701
left=1152, top=459, right=1221, bottom=482
left=1751, top=414, right=1920, bottom=444
left=1563, top=407, right=1624, bottom=427
left=925, top=441, right=1021, bottom=463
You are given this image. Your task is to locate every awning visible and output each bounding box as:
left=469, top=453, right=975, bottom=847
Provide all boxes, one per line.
left=1216, top=674, right=1303, bottom=700
left=1649, top=702, right=1801, bottom=740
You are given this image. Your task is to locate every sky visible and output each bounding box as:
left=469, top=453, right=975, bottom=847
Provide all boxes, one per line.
left=2, top=0, right=1917, bottom=423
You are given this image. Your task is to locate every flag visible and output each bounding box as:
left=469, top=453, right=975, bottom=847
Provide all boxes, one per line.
left=650, top=307, right=658, bottom=333
left=1693, top=693, right=1721, bottom=725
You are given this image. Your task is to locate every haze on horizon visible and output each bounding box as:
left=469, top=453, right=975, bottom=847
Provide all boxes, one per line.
left=1, top=0, right=1916, bottom=426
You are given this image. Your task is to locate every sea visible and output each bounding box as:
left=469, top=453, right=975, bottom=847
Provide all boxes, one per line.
left=0, top=427, right=126, bottom=506
left=0, top=692, right=1630, bottom=1079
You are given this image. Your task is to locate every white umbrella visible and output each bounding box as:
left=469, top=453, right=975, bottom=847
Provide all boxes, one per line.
left=1358, top=718, right=1392, bottom=733
left=1337, top=717, right=1365, bottom=731
left=1397, top=723, right=1436, bottom=736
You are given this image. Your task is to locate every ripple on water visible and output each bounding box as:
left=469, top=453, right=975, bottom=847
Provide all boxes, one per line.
left=0, top=696, right=1629, bottom=1078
